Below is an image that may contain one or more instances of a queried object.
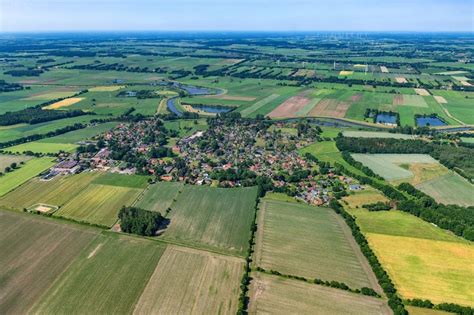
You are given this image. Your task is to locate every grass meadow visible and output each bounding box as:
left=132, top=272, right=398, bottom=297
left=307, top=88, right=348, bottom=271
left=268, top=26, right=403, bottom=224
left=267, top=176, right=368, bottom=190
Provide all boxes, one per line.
left=248, top=272, right=391, bottom=315
left=162, top=185, right=258, bottom=256
left=134, top=245, right=243, bottom=315
left=254, top=199, right=379, bottom=290
left=0, top=157, right=54, bottom=197
left=0, top=154, right=31, bottom=170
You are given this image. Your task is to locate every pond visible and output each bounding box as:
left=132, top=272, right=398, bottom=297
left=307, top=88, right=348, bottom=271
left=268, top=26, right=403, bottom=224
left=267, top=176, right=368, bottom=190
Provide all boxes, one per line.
left=190, top=105, right=233, bottom=114
left=376, top=113, right=397, bottom=124
left=416, top=116, right=447, bottom=127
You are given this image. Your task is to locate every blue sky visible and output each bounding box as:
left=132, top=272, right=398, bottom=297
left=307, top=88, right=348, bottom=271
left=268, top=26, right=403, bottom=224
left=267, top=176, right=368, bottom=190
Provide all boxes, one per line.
left=1, top=0, right=473, bottom=32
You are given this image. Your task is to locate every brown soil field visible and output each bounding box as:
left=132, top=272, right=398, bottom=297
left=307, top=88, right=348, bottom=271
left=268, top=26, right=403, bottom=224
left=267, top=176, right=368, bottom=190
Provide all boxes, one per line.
left=395, top=77, right=408, bottom=83
left=267, top=95, right=311, bottom=118
left=393, top=95, right=404, bottom=106
left=308, top=99, right=351, bottom=118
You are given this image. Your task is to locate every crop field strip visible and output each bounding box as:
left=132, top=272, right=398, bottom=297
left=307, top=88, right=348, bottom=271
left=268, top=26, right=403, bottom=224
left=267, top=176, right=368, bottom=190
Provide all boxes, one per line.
left=345, top=201, right=474, bottom=306
left=254, top=199, right=380, bottom=290
left=162, top=185, right=258, bottom=256
left=133, top=245, right=244, bottom=315
left=248, top=272, right=391, bottom=315
left=0, top=211, right=99, bottom=314
left=134, top=181, right=184, bottom=212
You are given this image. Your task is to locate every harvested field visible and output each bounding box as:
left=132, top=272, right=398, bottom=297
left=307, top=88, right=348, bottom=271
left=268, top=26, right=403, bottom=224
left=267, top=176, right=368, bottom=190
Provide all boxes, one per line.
left=339, top=70, right=354, bottom=76
left=162, top=185, right=258, bottom=256
left=88, top=85, right=124, bottom=92
left=395, top=77, right=408, bottom=83
left=367, top=233, right=474, bottom=306
left=414, top=88, right=430, bottom=96
left=397, top=94, right=428, bottom=107
left=267, top=95, right=311, bottom=118
left=54, top=183, right=143, bottom=227
left=380, top=66, right=389, bottom=73
left=33, top=234, right=165, bottom=314
left=134, top=181, right=183, bottom=213
left=28, top=203, right=59, bottom=213
left=294, top=98, right=321, bottom=116
left=343, top=188, right=388, bottom=209
left=308, top=99, right=351, bottom=117
left=43, top=97, right=84, bottom=109
left=347, top=208, right=474, bottom=306
left=0, top=211, right=98, bottom=314
left=248, top=272, right=391, bottom=315
left=134, top=245, right=243, bottom=315
left=254, top=199, right=379, bottom=290
left=434, top=95, right=448, bottom=104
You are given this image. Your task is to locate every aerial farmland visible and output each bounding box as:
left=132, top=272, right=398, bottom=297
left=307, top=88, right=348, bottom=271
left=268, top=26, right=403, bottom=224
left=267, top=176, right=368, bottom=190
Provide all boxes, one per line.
left=0, top=29, right=473, bottom=315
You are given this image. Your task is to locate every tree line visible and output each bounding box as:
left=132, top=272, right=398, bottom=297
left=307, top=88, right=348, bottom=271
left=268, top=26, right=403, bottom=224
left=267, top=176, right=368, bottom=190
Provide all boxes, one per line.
left=0, top=107, right=89, bottom=126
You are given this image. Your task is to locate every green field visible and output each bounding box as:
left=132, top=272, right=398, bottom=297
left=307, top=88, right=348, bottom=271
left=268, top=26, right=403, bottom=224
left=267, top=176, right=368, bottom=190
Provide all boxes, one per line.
left=91, top=172, right=150, bottom=188
left=0, top=172, right=100, bottom=210
left=163, top=119, right=208, bottom=137
left=346, top=204, right=474, bottom=306
left=0, top=157, right=54, bottom=197
left=134, top=245, right=243, bottom=314
left=248, top=272, right=391, bottom=315
left=0, top=154, right=31, bottom=171
left=416, top=172, right=474, bottom=206
left=32, top=234, right=165, bottom=314
left=54, top=183, right=143, bottom=227
left=5, top=142, right=78, bottom=154
left=254, top=199, right=379, bottom=290
left=134, top=181, right=183, bottom=212
left=36, top=122, right=118, bottom=144
left=162, top=185, right=258, bottom=256
left=0, top=211, right=98, bottom=314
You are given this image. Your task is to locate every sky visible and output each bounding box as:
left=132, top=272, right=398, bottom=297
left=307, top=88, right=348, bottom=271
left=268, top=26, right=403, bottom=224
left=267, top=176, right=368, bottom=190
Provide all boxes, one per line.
left=1, top=0, right=473, bottom=32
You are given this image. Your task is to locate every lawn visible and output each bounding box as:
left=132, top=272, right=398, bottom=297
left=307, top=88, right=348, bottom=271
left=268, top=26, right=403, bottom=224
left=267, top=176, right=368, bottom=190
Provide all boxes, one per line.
left=134, top=245, right=243, bottom=314
left=54, top=183, right=143, bottom=227
left=32, top=234, right=165, bottom=314
left=0, top=157, right=54, bottom=197
left=254, top=199, right=380, bottom=290
left=0, top=211, right=98, bottom=314
left=162, top=185, right=258, bottom=256
left=0, top=172, right=100, bottom=210
left=248, top=272, right=391, bottom=315
left=134, top=181, right=183, bottom=213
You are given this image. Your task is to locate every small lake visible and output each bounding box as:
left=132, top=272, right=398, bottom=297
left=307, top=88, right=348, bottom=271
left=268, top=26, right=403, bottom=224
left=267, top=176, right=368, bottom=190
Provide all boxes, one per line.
left=376, top=113, right=397, bottom=124
left=416, top=117, right=447, bottom=127
left=190, top=105, right=233, bottom=114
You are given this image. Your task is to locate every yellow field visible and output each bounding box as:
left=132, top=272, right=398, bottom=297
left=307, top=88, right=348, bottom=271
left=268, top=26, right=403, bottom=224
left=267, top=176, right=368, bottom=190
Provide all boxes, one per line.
left=343, top=188, right=388, bottom=208
left=406, top=306, right=452, bottom=315
left=339, top=70, right=354, bottom=76
left=414, top=88, right=430, bottom=96
left=44, top=97, right=84, bottom=109
left=390, top=163, right=448, bottom=186
left=367, top=233, right=474, bottom=306
left=88, top=85, right=124, bottom=92
left=133, top=246, right=243, bottom=315
left=248, top=272, right=391, bottom=314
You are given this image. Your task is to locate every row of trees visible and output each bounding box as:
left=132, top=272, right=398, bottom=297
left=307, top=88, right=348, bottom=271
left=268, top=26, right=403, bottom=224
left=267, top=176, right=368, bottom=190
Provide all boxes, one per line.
left=0, top=80, right=23, bottom=92
left=0, top=107, right=89, bottom=126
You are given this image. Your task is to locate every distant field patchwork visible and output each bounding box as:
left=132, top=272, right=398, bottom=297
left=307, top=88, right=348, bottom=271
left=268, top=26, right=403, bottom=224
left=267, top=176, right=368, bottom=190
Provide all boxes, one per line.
left=254, top=199, right=379, bottom=290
